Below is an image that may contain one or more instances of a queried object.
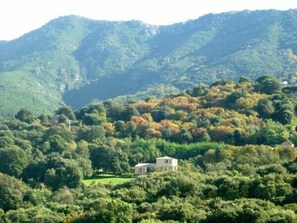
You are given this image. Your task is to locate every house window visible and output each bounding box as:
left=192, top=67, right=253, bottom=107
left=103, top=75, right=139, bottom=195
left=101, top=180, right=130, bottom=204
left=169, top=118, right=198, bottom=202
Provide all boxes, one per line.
left=140, top=167, right=146, bottom=174
left=164, top=159, right=171, bottom=164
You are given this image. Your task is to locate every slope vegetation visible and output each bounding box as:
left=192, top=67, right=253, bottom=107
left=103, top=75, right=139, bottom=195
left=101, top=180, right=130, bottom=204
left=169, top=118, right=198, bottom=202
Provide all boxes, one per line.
left=0, top=10, right=297, bottom=117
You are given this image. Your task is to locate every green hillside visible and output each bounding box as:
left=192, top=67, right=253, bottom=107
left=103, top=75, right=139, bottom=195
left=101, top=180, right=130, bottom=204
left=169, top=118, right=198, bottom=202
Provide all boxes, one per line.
left=1, top=10, right=297, bottom=117
left=0, top=76, right=297, bottom=222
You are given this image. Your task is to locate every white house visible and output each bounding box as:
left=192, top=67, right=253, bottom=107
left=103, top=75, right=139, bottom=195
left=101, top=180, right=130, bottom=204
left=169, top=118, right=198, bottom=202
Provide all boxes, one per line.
left=134, top=163, right=156, bottom=174
left=134, top=156, right=178, bottom=174
left=155, top=156, right=178, bottom=171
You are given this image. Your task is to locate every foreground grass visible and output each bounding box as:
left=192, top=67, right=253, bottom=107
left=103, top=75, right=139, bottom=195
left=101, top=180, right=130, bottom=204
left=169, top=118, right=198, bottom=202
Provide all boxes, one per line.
left=83, top=174, right=135, bottom=186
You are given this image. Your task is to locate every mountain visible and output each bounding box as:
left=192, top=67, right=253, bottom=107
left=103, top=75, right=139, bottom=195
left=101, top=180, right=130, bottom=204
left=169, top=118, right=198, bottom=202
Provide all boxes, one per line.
left=0, top=10, right=297, bottom=118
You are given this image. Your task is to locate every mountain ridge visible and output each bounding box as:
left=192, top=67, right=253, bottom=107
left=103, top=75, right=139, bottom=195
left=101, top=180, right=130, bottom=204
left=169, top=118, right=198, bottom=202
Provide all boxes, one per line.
left=0, top=9, right=297, bottom=118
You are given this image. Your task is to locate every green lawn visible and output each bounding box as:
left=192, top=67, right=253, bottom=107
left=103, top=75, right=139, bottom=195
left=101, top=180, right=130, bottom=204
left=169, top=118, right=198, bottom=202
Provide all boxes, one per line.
left=83, top=174, right=135, bottom=186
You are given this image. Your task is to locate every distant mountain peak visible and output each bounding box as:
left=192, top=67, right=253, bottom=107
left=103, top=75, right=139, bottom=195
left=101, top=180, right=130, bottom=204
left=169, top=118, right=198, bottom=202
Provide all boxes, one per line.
left=0, top=9, right=297, bottom=118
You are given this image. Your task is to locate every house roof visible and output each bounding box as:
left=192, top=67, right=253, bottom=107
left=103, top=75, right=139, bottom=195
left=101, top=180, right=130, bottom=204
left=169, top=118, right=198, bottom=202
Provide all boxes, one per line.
left=156, top=156, right=177, bottom=160
left=135, top=163, right=155, bottom=167
left=281, top=140, right=294, bottom=146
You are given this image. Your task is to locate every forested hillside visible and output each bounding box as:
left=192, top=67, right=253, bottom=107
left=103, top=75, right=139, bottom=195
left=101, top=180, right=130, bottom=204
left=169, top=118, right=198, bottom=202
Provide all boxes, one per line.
left=0, top=76, right=297, bottom=222
left=0, top=10, right=297, bottom=118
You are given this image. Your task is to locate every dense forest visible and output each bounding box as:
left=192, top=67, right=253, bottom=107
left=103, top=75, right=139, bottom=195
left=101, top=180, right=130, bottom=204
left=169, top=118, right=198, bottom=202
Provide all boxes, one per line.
left=0, top=75, right=296, bottom=222
left=1, top=9, right=297, bottom=118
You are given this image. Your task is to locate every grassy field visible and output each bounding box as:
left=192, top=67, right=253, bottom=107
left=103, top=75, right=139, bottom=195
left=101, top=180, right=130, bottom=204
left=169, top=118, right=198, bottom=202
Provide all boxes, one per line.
left=83, top=174, right=135, bottom=186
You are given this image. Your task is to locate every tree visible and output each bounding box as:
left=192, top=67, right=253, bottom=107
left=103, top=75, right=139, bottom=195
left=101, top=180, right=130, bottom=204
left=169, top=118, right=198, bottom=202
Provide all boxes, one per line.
left=178, top=128, right=193, bottom=143
left=55, top=106, right=76, bottom=121
left=157, top=197, right=194, bottom=222
left=90, top=145, right=112, bottom=172
left=24, top=154, right=83, bottom=190
left=0, top=146, right=29, bottom=178
left=255, top=75, right=281, bottom=95
left=103, top=100, right=124, bottom=121
left=77, top=126, right=106, bottom=141
left=272, top=99, right=295, bottom=124
left=90, top=145, right=129, bottom=174
left=15, top=108, right=34, bottom=123
left=82, top=111, right=105, bottom=125
left=256, top=98, right=275, bottom=119
left=129, top=139, right=160, bottom=165
left=43, top=126, right=74, bottom=142
left=239, top=76, right=251, bottom=83
left=225, top=91, right=247, bottom=108
left=22, top=161, right=48, bottom=186
left=44, top=159, right=83, bottom=190
left=260, top=120, right=289, bottom=145
left=0, top=173, right=28, bottom=211
left=76, top=103, right=106, bottom=119
left=43, top=135, right=69, bottom=154
left=109, top=149, right=129, bottom=174
left=75, top=199, right=133, bottom=223
left=121, top=106, right=140, bottom=121
left=97, top=199, right=133, bottom=223
left=3, top=206, right=64, bottom=223
left=0, top=136, right=14, bottom=148
left=38, top=113, right=51, bottom=123
left=50, top=187, right=74, bottom=204
left=187, top=83, right=209, bottom=97
left=250, top=174, right=293, bottom=201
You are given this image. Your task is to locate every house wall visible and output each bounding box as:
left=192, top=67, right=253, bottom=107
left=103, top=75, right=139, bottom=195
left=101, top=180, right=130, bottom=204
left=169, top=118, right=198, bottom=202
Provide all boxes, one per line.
left=135, top=163, right=156, bottom=174
left=135, top=158, right=178, bottom=174
left=156, top=158, right=178, bottom=170
left=135, top=166, right=147, bottom=174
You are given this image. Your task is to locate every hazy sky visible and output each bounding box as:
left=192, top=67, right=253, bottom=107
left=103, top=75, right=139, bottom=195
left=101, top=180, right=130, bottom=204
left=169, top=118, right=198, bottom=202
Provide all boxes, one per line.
left=0, top=0, right=296, bottom=40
